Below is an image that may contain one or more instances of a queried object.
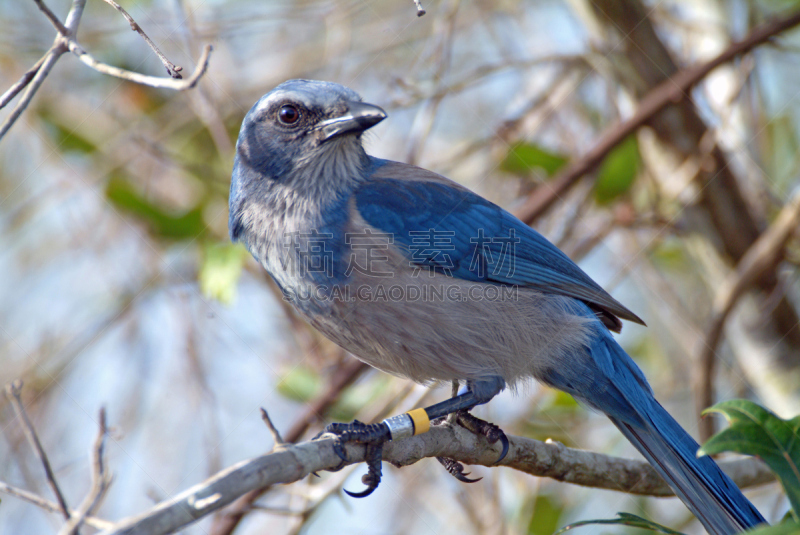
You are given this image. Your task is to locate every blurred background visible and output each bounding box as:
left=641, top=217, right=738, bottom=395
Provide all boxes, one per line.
left=1, top=0, right=799, bottom=533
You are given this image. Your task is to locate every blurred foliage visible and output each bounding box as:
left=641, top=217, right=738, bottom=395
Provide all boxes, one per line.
left=519, top=390, right=584, bottom=447
left=594, top=135, right=640, bottom=204
left=200, top=242, right=248, bottom=304
left=701, top=400, right=800, bottom=520
left=38, top=110, right=97, bottom=154
left=526, top=494, right=565, bottom=535
left=105, top=173, right=208, bottom=240
left=554, top=512, right=686, bottom=534
left=277, top=366, right=322, bottom=403
left=500, top=143, right=568, bottom=178
left=744, top=521, right=800, bottom=535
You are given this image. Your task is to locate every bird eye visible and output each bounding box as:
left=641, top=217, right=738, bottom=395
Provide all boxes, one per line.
left=278, top=105, right=300, bottom=125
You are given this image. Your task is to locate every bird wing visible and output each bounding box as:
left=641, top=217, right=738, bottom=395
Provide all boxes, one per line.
left=354, top=160, right=644, bottom=330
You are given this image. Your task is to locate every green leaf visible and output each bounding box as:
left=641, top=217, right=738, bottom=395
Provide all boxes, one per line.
left=594, top=135, right=639, bottom=204
left=39, top=111, right=96, bottom=154
left=744, top=520, right=800, bottom=535
left=501, top=143, right=568, bottom=177
left=700, top=400, right=800, bottom=519
left=526, top=495, right=564, bottom=535
left=199, top=242, right=248, bottom=304
left=105, top=174, right=207, bottom=240
left=554, top=512, right=686, bottom=534
left=277, top=367, right=321, bottom=403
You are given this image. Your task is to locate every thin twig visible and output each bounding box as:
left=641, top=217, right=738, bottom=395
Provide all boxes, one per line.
left=0, top=0, right=212, bottom=142
left=210, top=358, right=367, bottom=535
left=413, top=0, right=426, bottom=17
left=66, top=41, right=212, bottom=90
left=0, top=481, right=113, bottom=531
left=0, top=47, right=65, bottom=141
left=4, top=380, right=70, bottom=520
left=513, top=9, right=800, bottom=224
left=33, top=0, right=70, bottom=36
left=58, top=408, right=112, bottom=535
left=99, top=0, right=183, bottom=78
left=0, top=53, right=48, bottom=110
left=260, top=408, right=285, bottom=447
left=695, top=191, right=800, bottom=441
left=97, top=423, right=775, bottom=535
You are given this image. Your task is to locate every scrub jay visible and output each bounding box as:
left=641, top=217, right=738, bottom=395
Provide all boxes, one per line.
left=229, top=79, right=765, bottom=534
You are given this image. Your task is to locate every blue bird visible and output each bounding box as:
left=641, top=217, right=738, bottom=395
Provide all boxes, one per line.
left=229, top=79, right=765, bottom=534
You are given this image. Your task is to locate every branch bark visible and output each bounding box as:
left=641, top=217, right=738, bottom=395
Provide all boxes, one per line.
left=98, top=423, right=774, bottom=535
left=696, top=192, right=800, bottom=431
left=512, top=9, right=800, bottom=225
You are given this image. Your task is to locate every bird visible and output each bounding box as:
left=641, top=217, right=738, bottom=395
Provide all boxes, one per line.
left=228, top=79, right=766, bottom=535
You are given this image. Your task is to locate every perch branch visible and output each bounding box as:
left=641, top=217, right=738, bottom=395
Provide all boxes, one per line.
left=209, top=357, right=367, bottom=535
left=99, top=423, right=774, bottom=535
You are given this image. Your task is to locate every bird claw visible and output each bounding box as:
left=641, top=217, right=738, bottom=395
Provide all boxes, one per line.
left=454, top=410, right=509, bottom=465
left=344, top=442, right=383, bottom=498
left=317, top=420, right=391, bottom=498
left=436, top=457, right=482, bottom=483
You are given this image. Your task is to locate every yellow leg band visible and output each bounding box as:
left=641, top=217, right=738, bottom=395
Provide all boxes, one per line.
left=407, top=408, right=430, bottom=435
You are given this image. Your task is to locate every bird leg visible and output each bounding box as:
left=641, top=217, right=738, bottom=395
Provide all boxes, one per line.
left=319, top=377, right=507, bottom=497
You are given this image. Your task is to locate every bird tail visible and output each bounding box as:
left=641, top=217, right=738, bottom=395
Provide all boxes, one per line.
left=598, top=335, right=766, bottom=534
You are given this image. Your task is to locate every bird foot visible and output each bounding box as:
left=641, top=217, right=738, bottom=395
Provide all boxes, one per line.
left=436, top=456, right=482, bottom=483
left=435, top=410, right=509, bottom=484
left=317, top=420, right=391, bottom=498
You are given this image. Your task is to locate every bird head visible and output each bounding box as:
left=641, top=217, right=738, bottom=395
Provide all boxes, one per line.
left=229, top=80, right=386, bottom=242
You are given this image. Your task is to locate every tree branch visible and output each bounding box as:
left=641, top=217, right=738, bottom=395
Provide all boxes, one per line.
left=4, top=380, right=71, bottom=520
left=0, top=481, right=113, bottom=531
left=0, top=0, right=212, bottom=142
left=65, top=41, right=212, bottom=90
left=99, top=423, right=774, bottom=535
left=99, top=0, right=183, bottom=78
left=209, top=357, right=367, bottom=535
left=513, top=9, right=800, bottom=224
left=58, top=408, right=112, bottom=535
left=696, top=191, right=800, bottom=440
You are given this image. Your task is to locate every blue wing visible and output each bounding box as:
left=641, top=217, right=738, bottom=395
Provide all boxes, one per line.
left=355, top=160, right=644, bottom=330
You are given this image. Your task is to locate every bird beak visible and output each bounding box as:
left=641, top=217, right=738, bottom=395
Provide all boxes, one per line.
left=317, top=101, right=387, bottom=142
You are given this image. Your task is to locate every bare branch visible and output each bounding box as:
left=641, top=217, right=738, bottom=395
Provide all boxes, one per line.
left=0, top=0, right=211, bottom=142
left=58, top=408, right=112, bottom=535
left=413, top=0, right=426, bottom=17
left=98, top=423, right=774, bottom=535
left=0, top=53, right=48, bottom=110
left=0, top=0, right=85, bottom=141
left=32, top=0, right=70, bottom=36
left=0, top=47, right=65, bottom=141
left=695, top=191, right=800, bottom=440
left=99, top=0, right=183, bottom=78
left=0, top=481, right=113, bottom=531
left=513, top=9, right=800, bottom=224
left=260, top=408, right=285, bottom=447
left=4, top=380, right=70, bottom=520
left=65, top=41, right=213, bottom=90
left=209, top=357, right=367, bottom=535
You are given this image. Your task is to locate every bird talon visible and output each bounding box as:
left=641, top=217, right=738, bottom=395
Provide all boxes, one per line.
left=453, top=410, right=509, bottom=464
left=437, top=457, right=482, bottom=483
left=319, top=420, right=390, bottom=496
left=344, top=442, right=383, bottom=498
left=495, top=432, right=509, bottom=464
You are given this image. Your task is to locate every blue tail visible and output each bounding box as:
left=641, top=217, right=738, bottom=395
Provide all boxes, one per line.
left=609, top=401, right=765, bottom=534
left=540, top=312, right=766, bottom=535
